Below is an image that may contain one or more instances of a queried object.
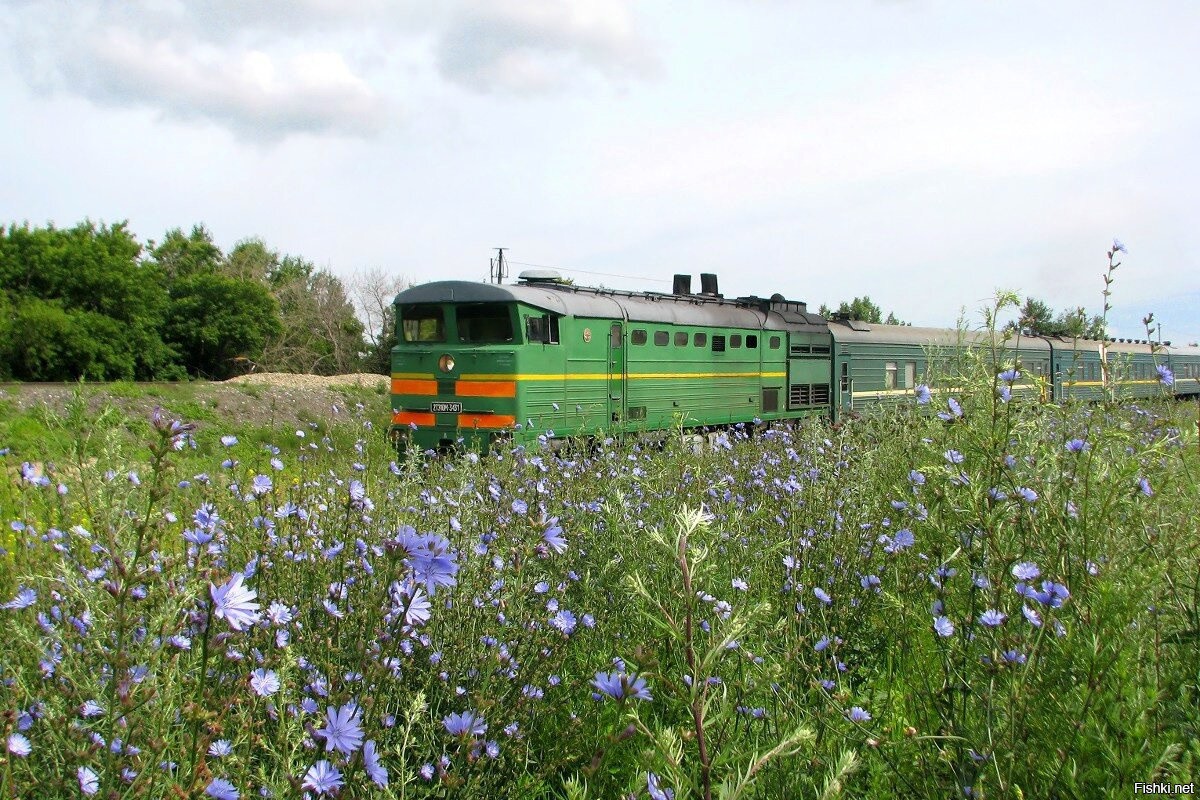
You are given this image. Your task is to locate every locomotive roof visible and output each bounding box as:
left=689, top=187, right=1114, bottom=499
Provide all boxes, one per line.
left=394, top=280, right=829, bottom=332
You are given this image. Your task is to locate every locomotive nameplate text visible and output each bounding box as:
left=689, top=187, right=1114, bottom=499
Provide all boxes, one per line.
left=431, top=401, right=463, bottom=413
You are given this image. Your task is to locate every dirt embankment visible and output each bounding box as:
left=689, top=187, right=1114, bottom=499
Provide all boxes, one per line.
left=0, top=373, right=392, bottom=430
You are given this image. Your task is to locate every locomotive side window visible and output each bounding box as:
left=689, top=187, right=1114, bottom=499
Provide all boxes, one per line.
left=401, top=304, right=445, bottom=343
left=457, top=304, right=514, bottom=343
left=631, top=329, right=648, bottom=345
left=747, top=335, right=758, bottom=348
left=694, top=333, right=707, bottom=347
left=674, top=331, right=689, bottom=347
left=654, top=331, right=669, bottom=346
left=525, top=315, right=560, bottom=344
left=730, top=334, right=742, bottom=348
left=769, top=336, right=781, bottom=349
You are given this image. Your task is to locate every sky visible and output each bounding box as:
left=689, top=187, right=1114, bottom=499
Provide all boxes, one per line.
left=2, top=1, right=1198, bottom=346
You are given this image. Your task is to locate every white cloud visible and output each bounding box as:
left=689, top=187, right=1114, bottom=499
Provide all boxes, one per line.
left=434, top=0, right=658, bottom=93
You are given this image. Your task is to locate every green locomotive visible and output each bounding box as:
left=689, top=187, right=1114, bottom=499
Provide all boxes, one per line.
left=389, top=271, right=1200, bottom=452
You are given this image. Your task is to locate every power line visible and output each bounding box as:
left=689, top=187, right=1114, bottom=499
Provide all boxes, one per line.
left=506, top=259, right=671, bottom=285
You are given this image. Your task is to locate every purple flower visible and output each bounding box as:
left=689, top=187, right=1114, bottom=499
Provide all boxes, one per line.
left=1016, top=487, right=1038, bottom=504
left=2, top=587, right=36, bottom=610
left=443, top=710, right=487, bottom=737
left=886, top=528, right=915, bottom=553
left=542, top=523, right=567, bottom=554
left=914, top=384, right=932, bottom=404
left=933, top=616, right=955, bottom=637
left=249, top=668, right=280, bottom=697
left=998, top=369, right=1020, bottom=383
left=1011, top=562, right=1039, bottom=583
left=1065, top=438, right=1088, bottom=453
left=813, top=587, right=832, bottom=605
left=592, top=670, right=653, bottom=702
left=78, top=766, right=100, bottom=795
left=302, top=761, right=343, bottom=796
left=251, top=475, right=272, bottom=496
left=846, top=706, right=871, bottom=723
left=1112, top=237, right=1127, bottom=254
left=648, top=772, right=675, bottom=800
left=944, top=449, right=964, bottom=465
left=205, top=777, right=239, bottom=800
left=1138, top=477, right=1153, bottom=497
left=208, top=740, right=232, bottom=758
left=363, top=740, right=388, bottom=787
left=220, top=435, right=238, bottom=447
left=80, top=700, right=104, bottom=718
left=1157, top=364, right=1174, bottom=386
left=210, top=573, right=260, bottom=631
left=550, top=609, right=577, bottom=635
left=316, top=703, right=363, bottom=755
left=979, top=609, right=1006, bottom=627
left=7, top=733, right=31, bottom=757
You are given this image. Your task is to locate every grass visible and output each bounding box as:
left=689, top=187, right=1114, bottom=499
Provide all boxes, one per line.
left=1, top=352, right=1198, bottom=799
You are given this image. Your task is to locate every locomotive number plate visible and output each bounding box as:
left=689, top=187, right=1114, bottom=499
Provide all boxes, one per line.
left=431, top=401, right=462, bottom=413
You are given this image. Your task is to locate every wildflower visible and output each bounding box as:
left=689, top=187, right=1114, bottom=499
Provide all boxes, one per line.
left=1065, top=438, right=1088, bottom=453
left=443, top=710, right=487, bottom=737
left=1015, top=487, right=1038, bottom=504
left=914, top=384, right=932, bottom=404
left=550, top=609, right=577, bottom=635
left=205, top=778, right=239, bottom=800
left=888, top=528, right=915, bottom=553
left=944, top=449, right=964, bottom=464
left=1011, top=562, right=1040, bottom=581
left=2, top=587, right=36, bottom=610
left=251, top=475, right=272, bottom=495
left=1137, top=477, right=1153, bottom=496
left=485, top=740, right=500, bottom=758
left=363, top=740, right=388, bottom=787
left=933, top=616, right=955, bottom=637
left=220, top=435, right=238, bottom=447
left=1001, top=649, right=1026, bottom=665
left=997, top=385, right=1012, bottom=403
left=302, top=761, right=343, bottom=796
left=732, top=577, right=749, bottom=591
left=419, top=763, right=435, bottom=780
left=542, top=523, right=567, bottom=554
left=1157, top=364, right=1174, bottom=386
left=846, top=706, right=871, bottom=723
left=979, top=609, right=1006, bottom=627
left=250, top=668, right=280, bottom=697
left=210, top=573, right=261, bottom=631
left=7, top=733, right=31, bottom=757
left=80, top=700, right=104, bottom=717
left=208, top=740, right=233, bottom=757
left=909, top=470, right=926, bottom=487
left=648, top=772, right=675, bottom=800
left=938, top=397, right=963, bottom=421
left=316, top=703, right=364, bottom=755
left=813, top=587, right=832, bottom=605
left=1022, top=605, right=1043, bottom=627
left=1112, top=237, right=1127, bottom=253
left=998, top=369, right=1020, bottom=383
left=78, top=766, right=100, bottom=795
left=592, top=670, right=653, bottom=702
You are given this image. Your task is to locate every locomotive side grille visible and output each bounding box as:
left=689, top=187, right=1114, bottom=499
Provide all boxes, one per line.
left=789, top=383, right=830, bottom=407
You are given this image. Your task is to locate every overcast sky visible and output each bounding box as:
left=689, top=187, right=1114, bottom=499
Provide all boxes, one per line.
left=2, top=1, right=1197, bottom=345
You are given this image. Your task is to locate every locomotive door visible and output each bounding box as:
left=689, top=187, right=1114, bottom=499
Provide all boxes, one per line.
left=608, top=322, right=626, bottom=424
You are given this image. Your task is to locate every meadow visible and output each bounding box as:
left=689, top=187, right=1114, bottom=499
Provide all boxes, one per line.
left=2, top=354, right=1198, bottom=799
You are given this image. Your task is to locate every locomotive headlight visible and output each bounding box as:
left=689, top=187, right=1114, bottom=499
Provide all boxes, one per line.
left=438, top=354, right=456, bottom=373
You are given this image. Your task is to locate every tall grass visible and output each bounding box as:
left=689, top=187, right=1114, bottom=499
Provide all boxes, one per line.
left=2, top=318, right=1198, bottom=798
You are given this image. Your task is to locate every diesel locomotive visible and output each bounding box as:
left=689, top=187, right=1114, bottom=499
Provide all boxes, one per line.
left=388, top=271, right=1200, bottom=452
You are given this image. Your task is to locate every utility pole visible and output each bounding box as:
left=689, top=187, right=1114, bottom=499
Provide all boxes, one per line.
left=490, top=247, right=508, bottom=284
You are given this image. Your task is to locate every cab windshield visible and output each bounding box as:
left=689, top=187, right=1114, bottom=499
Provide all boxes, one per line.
left=400, top=304, right=445, bottom=343
left=457, top=304, right=514, bottom=343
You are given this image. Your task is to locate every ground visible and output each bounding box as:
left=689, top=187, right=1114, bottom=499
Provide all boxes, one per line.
left=0, top=373, right=392, bottom=433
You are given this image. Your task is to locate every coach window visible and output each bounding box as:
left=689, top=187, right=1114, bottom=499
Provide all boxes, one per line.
left=694, top=332, right=707, bottom=348
left=654, top=330, right=669, bottom=346
left=747, top=334, right=758, bottom=348
left=730, top=334, right=742, bottom=348
left=631, top=329, right=648, bottom=346
left=885, top=361, right=897, bottom=389
left=401, top=304, right=445, bottom=343
left=674, top=331, right=689, bottom=347
left=904, top=362, right=915, bottom=388
left=769, top=336, right=781, bottom=349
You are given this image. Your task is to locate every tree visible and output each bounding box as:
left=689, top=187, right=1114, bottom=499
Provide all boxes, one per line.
left=1009, top=297, right=1107, bottom=339
left=259, top=257, right=365, bottom=375
left=0, top=221, right=178, bottom=380
left=350, top=267, right=409, bottom=374
left=818, top=296, right=906, bottom=325
left=223, top=238, right=280, bottom=283
left=163, top=273, right=282, bottom=379
left=148, top=225, right=222, bottom=280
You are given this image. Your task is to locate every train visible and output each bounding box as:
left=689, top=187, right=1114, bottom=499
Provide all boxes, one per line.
left=388, top=271, right=1200, bottom=452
